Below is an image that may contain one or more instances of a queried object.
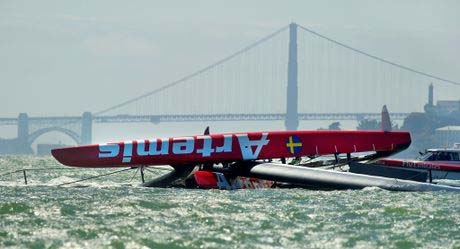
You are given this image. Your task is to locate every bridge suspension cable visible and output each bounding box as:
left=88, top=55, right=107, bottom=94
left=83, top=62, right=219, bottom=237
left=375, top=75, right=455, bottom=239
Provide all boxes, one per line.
left=94, top=25, right=290, bottom=116
left=93, top=22, right=459, bottom=118
left=297, top=24, right=460, bottom=86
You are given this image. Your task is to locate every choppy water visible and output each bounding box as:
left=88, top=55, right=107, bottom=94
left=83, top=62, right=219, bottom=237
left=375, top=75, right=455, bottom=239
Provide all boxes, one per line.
left=1, top=156, right=459, bottom=249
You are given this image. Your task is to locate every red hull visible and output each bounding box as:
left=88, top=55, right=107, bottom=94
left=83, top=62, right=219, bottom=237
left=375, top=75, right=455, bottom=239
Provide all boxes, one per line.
left=52, top=130, right=411, bottom=168
left=194, top=171, right=274, bottom=189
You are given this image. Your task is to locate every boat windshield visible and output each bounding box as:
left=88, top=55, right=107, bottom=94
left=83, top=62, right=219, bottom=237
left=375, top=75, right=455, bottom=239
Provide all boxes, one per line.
left=419, top=151, right=460, bottom=161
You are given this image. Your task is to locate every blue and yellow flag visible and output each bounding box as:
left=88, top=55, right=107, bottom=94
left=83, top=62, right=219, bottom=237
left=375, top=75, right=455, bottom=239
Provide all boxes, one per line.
left=286, top=135, right=302, bottom=154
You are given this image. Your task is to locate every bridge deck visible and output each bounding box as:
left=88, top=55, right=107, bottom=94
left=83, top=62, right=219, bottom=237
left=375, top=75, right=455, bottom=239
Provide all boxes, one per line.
left=0, top=113, right=409, bottom=125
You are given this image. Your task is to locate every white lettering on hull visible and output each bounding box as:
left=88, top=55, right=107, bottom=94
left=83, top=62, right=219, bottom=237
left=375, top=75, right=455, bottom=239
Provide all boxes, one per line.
left=122, top=142, right=133, bottom=163
left=137, top=139, right=169, bottom=156
left=172, top=137, right=195, bottom=155
left=236, top=133, right=269, bottom=160
left=97, top=133, right=269, bottom=163
left=98, top=144, right=119, bottom=158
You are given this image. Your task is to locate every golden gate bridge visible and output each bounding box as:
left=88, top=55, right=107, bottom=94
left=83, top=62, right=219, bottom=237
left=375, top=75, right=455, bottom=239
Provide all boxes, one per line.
left=1, top=23, right=459, bottom=148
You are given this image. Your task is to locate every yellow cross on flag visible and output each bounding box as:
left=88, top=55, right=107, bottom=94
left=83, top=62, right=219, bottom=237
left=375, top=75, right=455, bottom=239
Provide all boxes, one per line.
left=286, top=136, right=302, bottom=154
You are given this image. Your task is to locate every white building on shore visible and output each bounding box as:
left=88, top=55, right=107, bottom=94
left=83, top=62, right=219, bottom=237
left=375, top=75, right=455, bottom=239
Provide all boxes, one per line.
left=435, top=126, right=460, bottom=147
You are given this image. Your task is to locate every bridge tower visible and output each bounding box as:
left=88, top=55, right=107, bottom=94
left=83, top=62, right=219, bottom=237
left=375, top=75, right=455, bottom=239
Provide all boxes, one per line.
left=17, top=113, right=29, bottom=143
left=285, top=22, right=299, bottom=130
left=15, top=112, right=32, bottom=154
left=81, top=112, right=92, bottom=145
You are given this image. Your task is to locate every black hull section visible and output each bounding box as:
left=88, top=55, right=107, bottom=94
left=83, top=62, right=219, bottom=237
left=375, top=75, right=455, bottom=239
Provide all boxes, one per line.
left=349, top=162, right=428, bottom=182
left=142, top=165, right=195, bottom=188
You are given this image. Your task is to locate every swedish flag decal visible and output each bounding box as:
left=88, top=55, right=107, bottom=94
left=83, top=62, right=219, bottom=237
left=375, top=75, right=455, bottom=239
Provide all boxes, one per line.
left=286, top=135, right=302, bottom=154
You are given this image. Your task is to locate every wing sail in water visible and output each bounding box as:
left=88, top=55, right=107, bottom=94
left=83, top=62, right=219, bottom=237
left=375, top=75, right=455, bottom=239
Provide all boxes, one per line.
left=52, top=130, right=411, bottom=168
left=240, top=162, right=460, bottom=192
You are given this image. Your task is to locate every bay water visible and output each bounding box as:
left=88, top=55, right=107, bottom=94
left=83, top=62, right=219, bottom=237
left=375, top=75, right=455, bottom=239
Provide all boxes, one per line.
left=1, top=156, right=459, bottom=248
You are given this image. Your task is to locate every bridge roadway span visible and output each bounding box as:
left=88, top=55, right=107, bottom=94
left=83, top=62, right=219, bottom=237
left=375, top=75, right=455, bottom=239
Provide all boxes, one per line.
left=0, top=113, right=409, bottom=125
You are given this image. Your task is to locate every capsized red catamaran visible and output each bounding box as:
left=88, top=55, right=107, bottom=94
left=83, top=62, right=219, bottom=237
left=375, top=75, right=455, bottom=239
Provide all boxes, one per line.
left=51, top=106, right=460, bottom=191
left=52, top=130, right=410, bottom=168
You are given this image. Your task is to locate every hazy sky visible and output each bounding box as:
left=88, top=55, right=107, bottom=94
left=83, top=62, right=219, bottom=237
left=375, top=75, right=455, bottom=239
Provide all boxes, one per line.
left=1, top=0, right=459, bottom=118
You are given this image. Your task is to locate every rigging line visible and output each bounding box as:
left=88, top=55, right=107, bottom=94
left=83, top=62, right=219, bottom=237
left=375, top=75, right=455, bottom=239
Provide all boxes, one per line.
left=57, top=168, right=132, bottom=186
left=144, top=166, right=174, bottom=172
left=297, top=24, right=460, bottom=86
left=128, top=167, right=140, bottom=183
left=94, top=25, right=290, bottom=116
left=0, top=167, right=77, bottom=177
